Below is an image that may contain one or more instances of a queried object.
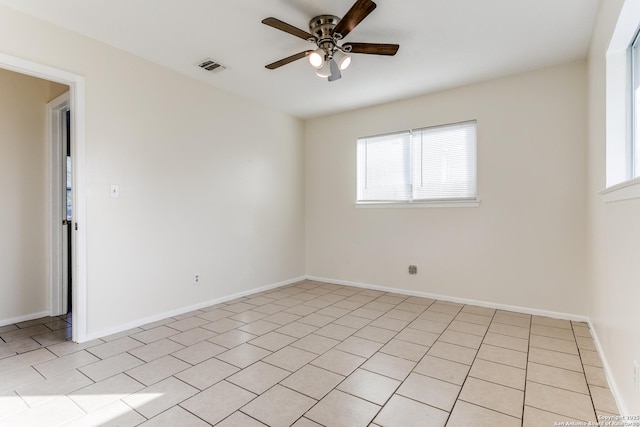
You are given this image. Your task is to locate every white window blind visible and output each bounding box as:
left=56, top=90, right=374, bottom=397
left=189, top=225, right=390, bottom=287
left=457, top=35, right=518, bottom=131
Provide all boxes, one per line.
left=357, top=120, right=477, bottom=203
left=357, top=131, right=411, bottom=201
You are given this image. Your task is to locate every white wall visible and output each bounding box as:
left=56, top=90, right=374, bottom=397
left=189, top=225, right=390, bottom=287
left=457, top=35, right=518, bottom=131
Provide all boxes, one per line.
left=306, top=60, right=588, bottom=315
left=587, top=0, right=640, bottom=415
left=0, top=69, right=52, bottom=322
left=0, top=6, right=305, bottom=335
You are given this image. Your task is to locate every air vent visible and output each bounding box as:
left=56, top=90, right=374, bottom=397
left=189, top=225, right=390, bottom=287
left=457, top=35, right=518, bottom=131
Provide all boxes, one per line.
left=198, top=58, right=226, bottom=73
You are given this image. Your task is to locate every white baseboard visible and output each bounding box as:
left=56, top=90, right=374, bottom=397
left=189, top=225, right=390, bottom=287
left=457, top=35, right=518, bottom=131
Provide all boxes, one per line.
left=84, top=274, right=589, bottom=343
left=78, top=273, right=623, bottom=415
left=0, top=310, right=50, bottom=327
left=308, top=275, right=623, bottom=414
left=306, top=275, right=590, bottom=322
left=82, top=275, right=306, bottom=342
left=588, top=320, right=625, bottom=415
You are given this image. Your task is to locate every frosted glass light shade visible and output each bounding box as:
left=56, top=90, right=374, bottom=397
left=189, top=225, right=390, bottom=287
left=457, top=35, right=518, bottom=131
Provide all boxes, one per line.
left=315, top=61, right=331, bottom=78
left=308, top=50, right=324, bottom=68
left=333, top=50, right=351, bottom=70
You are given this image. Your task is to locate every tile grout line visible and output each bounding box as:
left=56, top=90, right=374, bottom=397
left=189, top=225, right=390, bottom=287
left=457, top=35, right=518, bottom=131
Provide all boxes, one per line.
left=443, top=305, right=498, bottom=426
left=286, top=290, right=417, bottom=425
left=572, top=321, right=599, bottom=421
left=346, top=297, right=437, bottom=423
left=184, top=288, right=406, bottom=425
left=0, top=281, right=615, bottom=426
left=525, top=318, right=600, bottom=423
left=521, top=312, right=533, bottom=427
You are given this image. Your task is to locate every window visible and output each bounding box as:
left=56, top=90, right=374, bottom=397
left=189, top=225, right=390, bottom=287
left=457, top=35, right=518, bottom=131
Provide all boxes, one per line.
left=633, top=28, right=640, bottom=177
left=357, top=120, right=477, bottom=204
left=601, top=0, right=640, bottom=202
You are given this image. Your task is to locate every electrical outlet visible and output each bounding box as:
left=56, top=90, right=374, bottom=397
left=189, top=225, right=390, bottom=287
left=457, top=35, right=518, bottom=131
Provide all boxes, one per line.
left=193, top=273, right=200, bottom=285
left=408, top=265, right=417, bottom=275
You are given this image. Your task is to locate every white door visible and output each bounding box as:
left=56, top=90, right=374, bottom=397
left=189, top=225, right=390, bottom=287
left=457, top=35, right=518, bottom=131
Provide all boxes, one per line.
left=49, top=92, right=71, bottom=317
left=61, top=108, right=72, bottom=314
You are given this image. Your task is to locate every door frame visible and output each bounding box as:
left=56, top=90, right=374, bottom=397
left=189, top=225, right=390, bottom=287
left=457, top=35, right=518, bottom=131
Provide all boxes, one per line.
left=48, top=92, right=70, bottom=317
left=0, top=52, right=87, bottom=343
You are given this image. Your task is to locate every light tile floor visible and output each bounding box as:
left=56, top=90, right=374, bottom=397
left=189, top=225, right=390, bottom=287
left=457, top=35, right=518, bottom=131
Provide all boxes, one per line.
left=0, top=280, right=620, bottom=426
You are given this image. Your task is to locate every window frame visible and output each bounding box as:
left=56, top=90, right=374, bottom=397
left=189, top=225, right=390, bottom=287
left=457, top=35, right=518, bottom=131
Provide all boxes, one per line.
left=355, top=120, right=479, bottom=208
left=631, top=27, right=640, bottom=178
left=601, top=0, right=640, bottom=202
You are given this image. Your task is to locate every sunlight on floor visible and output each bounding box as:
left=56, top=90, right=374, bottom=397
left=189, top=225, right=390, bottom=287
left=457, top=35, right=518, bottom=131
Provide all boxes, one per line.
left=0, top=393, right=163, bottom=426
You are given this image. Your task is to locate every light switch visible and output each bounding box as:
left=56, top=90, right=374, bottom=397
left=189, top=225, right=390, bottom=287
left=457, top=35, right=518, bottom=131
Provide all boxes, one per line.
left=110, top=184, right=119, bottom=198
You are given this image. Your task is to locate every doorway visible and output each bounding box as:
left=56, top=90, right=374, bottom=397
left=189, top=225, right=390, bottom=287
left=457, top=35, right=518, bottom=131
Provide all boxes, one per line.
left=49, top=93, right=72, bottom=318
left=0, top=52, right=88, bottom=342
left=65, top=109, right=72, bottom=314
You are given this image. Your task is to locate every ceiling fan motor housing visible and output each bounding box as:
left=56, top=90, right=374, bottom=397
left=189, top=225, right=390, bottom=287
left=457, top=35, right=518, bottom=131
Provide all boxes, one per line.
left=309, top=15, right=340, bottom=41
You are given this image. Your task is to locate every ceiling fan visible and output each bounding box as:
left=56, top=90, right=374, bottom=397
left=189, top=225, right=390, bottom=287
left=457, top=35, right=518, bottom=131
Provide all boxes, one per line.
left=262, top=0, right=399, bottom=82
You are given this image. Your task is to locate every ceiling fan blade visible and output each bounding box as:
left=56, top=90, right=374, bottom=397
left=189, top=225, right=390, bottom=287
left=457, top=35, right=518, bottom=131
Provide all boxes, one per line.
left=343, top=42, right=399, bottom=56
left=328, top=59, right=342, bottom=82
left=333, top=0, right=377, bottom=39
left=265, top=51, right=312, bottom=70
left=262, top=17, right=314, bottom=41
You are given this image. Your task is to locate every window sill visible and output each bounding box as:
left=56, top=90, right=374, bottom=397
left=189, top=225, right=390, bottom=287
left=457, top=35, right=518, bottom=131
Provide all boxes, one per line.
left=600, top=176, right=640, bottom=203
left=355, top=199, right=481, bottom=209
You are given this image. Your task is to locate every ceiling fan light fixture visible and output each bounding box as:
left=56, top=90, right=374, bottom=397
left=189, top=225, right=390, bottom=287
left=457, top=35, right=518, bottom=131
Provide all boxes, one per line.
left=308, top=49, right=324, bottom=68
left=333, top=50, right=352, bottom=70
left=315, top=61, right=331, bottom=78
left=261, top=0, right=400, bottom=82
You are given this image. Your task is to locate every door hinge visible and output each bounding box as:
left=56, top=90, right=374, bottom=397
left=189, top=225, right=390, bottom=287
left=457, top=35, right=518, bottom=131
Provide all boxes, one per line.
left=74, top=222, right=78, bottom=231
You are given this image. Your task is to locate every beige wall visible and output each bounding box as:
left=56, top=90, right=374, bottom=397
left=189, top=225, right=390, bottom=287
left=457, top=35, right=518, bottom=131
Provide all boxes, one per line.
left=305, top=60, right=588, bottom=315
left=3, top=3, right=637, bottom=415
left=48, top=80, right=69, bottom=101
left=11, top=11, right=638, bottom=416
left=587, top=0, right=640, bottom=414
left=0, top=68, right=56, bottom=322
left=0, top=6, right=305, bottom=334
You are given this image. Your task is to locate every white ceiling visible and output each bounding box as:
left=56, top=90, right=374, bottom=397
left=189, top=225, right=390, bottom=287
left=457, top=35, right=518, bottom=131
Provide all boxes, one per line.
left=0, top=0, right=600, bottom=119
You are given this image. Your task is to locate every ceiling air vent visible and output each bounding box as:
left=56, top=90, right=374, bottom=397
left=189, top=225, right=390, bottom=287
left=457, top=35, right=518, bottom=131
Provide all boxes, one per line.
left=198, top=58, right=226, bottom=73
